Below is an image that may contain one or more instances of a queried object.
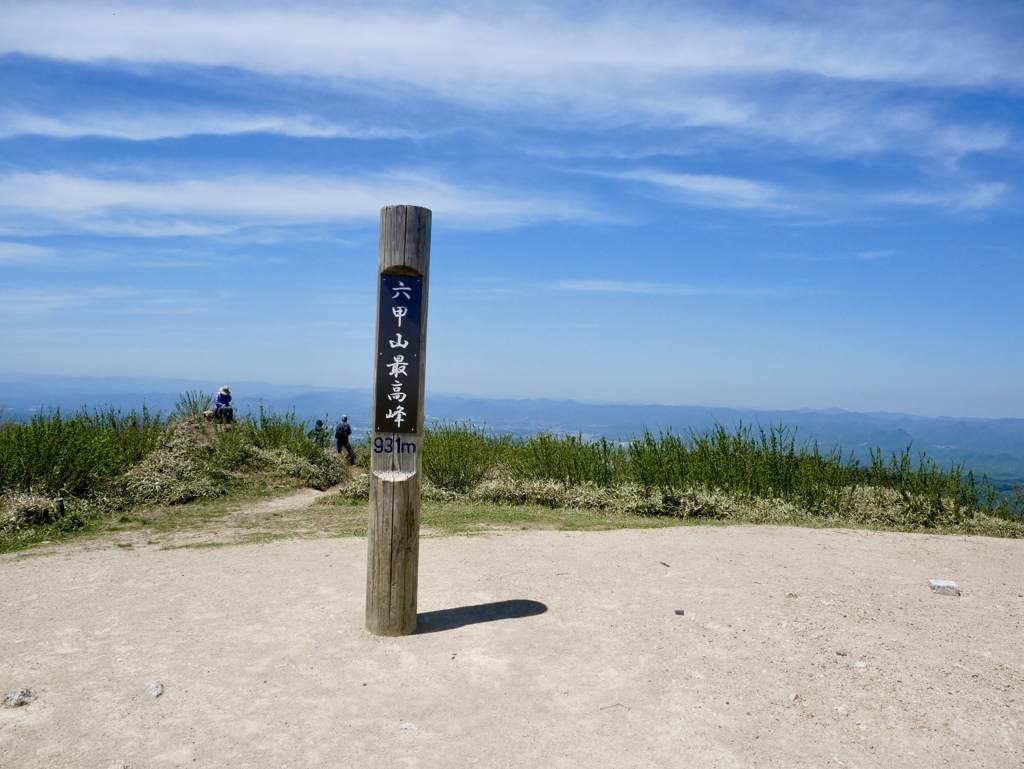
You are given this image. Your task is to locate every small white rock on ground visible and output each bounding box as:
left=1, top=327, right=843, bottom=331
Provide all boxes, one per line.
left=929, top=579, right=961, bottom=596
left=2, top=688, right=36, bottom=708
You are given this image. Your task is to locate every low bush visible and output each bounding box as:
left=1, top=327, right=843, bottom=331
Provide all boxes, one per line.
left=5, top=405, right=1022, bottom=545
left=505, top=433, right=626, bottom=487
left=0, top=492, right=61, bottom=532
left=0, top=492, right=107, bottom=543
left=338, top=471, right=370, bottom=501
left=119, top=425, right=227, bottom=506
left=171, top=390, right=214, bottom=420
left=0, top=406, right=168, bottom=498
left=119, top=416, right=346, bottom=506
left=0, top=400, right=345, bottom=533
left=422, top=421, right=510, bottom=493
left=386, top=421, right=1022, bottom=533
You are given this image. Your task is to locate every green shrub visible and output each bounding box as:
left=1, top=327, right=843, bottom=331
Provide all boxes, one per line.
left=422, top=421, right=510, bottom=493
left=4, top=398, right=1020, bottom=540
left=506, top=433, right=625, bottom=486
left=239, top=404, right=311, bottom=452
left=626, top=424, right=858, bottom=504
left=354, top=435, right=371, bottom=471
left=0, top=406, right=167, bottom=497
left=172, top=390, right=214, bottom=419
left=413, top=420, right=1018, bottom=527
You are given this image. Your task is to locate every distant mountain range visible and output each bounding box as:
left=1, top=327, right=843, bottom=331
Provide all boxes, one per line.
left=3, top=372, right=1023, bottom=491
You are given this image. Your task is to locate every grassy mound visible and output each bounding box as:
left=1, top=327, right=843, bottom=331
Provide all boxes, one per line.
left=0, top=401, right=346, bottom=551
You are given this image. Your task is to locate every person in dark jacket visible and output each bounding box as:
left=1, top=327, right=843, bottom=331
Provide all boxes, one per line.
left=309, top=419, right=327, bottom=445
left=335, top=416, right=356, bottom=465
left=213, top=386, right=233, bottom=423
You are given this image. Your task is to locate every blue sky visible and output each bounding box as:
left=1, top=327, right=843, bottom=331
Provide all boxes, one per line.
left=1, top=0, right=1022, bottom=418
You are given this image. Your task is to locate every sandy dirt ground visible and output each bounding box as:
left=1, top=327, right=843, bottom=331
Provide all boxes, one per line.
left=1, top=522, right=1022, bottom=769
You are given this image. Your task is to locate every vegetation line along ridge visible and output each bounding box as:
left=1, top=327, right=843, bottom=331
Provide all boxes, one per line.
left=2, top=405, right=1022, bottom=553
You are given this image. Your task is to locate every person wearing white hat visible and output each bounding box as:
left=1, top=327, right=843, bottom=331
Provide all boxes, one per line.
left=213, top=385, right=233, bottom=423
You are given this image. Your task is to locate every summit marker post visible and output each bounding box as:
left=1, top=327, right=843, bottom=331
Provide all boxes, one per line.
left=365, top=205, right=431, bottom=636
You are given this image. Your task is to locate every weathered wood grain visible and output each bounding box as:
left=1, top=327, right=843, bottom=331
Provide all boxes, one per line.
left=366, top=205, right=431, bottom=636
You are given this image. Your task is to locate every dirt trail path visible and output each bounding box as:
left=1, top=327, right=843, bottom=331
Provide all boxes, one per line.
left=1, top=522, right=1022, bottom=768
left=240, top=486, right=335, bottom=515
left=59, top=484, right=361, bottom=552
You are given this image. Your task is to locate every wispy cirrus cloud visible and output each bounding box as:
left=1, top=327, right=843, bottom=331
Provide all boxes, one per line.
left=878, top=182, right=1012, bottom=213
left=0, top=284, right=229, bottom=317
left=0, top=1, right=1019, bottom=162
left=855, top=250, right=895, bottom=261
left=711, top=89, right=1015, bottom=161
left=612, top=169, right=790, bottom=212
left=0, top=286, right=140, bottom=315
left=0, top=171, right=601, bottom=236
left=0, top=241, right=53, bottom=262
left=2, top=2, right=1018, bottom=89
left=4, top=72, right=1009, bottom=164
left=609, top=168, right=1012, bottom=218
left=0, top=110, right=430, bottom=142
left=554, top=279, right=781, bottom=297
left=759, top=249, right=896, bottom=262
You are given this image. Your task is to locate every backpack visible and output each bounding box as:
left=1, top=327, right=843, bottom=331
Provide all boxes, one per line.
left=336, top=422, right=351, bottom=439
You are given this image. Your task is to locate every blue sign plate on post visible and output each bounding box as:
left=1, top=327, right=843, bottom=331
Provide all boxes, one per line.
left=375, top=275, right=422, bottom=434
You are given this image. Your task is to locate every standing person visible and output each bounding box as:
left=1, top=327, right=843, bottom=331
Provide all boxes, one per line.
left=335, top=415, right=356, bottom=465
left=213, top=386, right=233, bottom=423
left=309, top=419, right=327, bottom=445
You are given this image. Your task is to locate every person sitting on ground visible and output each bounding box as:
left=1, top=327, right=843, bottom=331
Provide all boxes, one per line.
left=335, top=415, right=356, bottom=465
left=213, top=385, right=233, bottom=423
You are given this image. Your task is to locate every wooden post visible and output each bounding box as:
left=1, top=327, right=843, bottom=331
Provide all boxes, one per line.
left=365, top=205, right=431, bottom=636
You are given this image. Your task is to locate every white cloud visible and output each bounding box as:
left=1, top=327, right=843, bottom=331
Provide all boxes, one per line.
left=0, top=171, right=600, bottom=235
left=611, top=169, right=1012, bottom=218
left=880, top=183, right=1011, bottom=213
left=1, top=2, right=1017, bottom=90
left=0, top=241, right=201, bottom=268
left=0, top=110, right=429, bottom=142
left=0, top=3, right=1014, bottom=161
left=720, top=91, right=1014, bottom=161
left=613, top=169, right=789, bottom=211
left=0, top=283, right=227, bottom=317
left=554, top=279, right=777, bottom=297
left=0, top=242, right=53, bottom=262
left=1, top=2, right=1019, bottom=133
left=760, top=250, right=897, bottom=261
left=925, top=124, right=1013, bottom=159
left=0, top=286, right=139, bottom=315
